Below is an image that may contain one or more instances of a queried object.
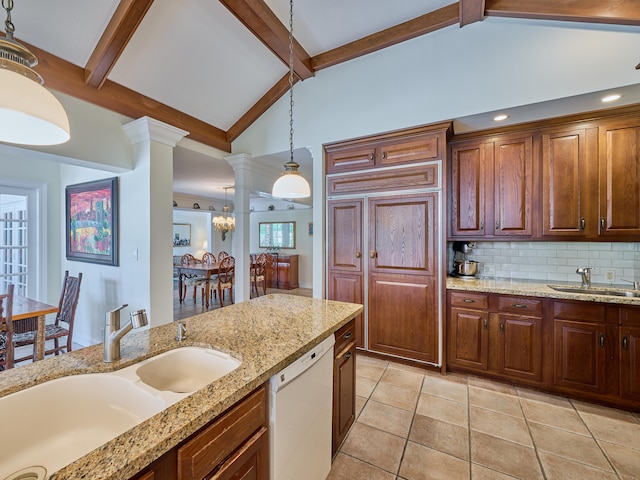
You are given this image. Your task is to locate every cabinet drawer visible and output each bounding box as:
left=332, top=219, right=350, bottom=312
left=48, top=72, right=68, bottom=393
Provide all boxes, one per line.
left=335, top=320, right=356, bottom=356
left=497, top=296, right=542, bottom=316
left=449, top=291, right=489, bottom=310
left=554, top=300, right=606, bottom=322
left=178, top=387, right=266, bottom=480
left=619, top=306, right=640, bottom=326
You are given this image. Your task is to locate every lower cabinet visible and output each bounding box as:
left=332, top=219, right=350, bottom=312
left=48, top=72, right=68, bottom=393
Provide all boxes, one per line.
left=130, top=386, right=268, bottom=480
left=332, top=320, right=356, bottom=457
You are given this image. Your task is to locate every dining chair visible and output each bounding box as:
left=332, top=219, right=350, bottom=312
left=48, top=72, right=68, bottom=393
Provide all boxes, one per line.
left=196, top=252, right=218, bottom=305
left=217, top=251, right=230, bottom=264
left=14, top=271, right=82, bottom=361
left=250, top=253, right=268, bottom=297
left=211, top=255, right=235, bottom=307
left=0, top=284, right=15, bottom=370
left=180, top=253, right=204, bottom=302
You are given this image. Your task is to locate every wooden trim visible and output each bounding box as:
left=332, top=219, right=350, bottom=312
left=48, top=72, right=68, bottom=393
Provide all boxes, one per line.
left=219, top=0, right=314, bottom=80
left=311, top=4, right=459, bottom=71
left=20, top=38, right=231, bottom=152
left=84, top=0, right=155, bottom=88
left=485, top=0, right=640, bottom=26
left=460, top=0, right=486, bottom=27
left=227, top=73, right=297, bottom=142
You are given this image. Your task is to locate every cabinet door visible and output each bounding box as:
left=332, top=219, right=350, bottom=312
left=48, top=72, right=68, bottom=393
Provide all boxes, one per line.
left=328, top=273, right=364, bottom=348
left=325, top=144, right=376, bottom=174
left=378, top=133, right=441, bottom=167
left=620, top=326, right=640, bottom=402
left=599, top=120, right=640, bottom=236
left=332, top=341, right=356, bottom=456
left=447, top=307, right=489, bottom=371
left=494, top=135, right=533, bottom=236
left=497, top=314, right=543, bottom=383
left=553, top=320, right=606, bottom=394
left=209, top=428, right=269, bottom=480
left=542, top=128, right=598, bottom=237
left=328, top=199, right=363, bottom=274
left=450, top=142, right=492, bottom=236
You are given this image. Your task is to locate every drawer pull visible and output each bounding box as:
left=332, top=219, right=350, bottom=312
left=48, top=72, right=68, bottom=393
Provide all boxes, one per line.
left=580, top=218, right=585, bottom=230
left=499, top=321, right=504, bottom=334
left=479, top=220, right=484, bottom=232
left=343, top=331, right=353, bottom=340
left=483, top=319, right=488, bottom=330
left=599, top=333, right=605, bottom=349
left=344, top=351, right=353, bottom=360
left=623, top=336, right=628, bottom=351
left=511, top=303, right=529, bottom=309
left=462, top=299, right=476, bottom=303
left=601, top=217, right=606, bottom=230
left=369, top=153, right=374, bottom=161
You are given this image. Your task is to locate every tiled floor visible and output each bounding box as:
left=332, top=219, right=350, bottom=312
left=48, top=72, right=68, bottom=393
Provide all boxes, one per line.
left=328, top=355, right=640, bottom=480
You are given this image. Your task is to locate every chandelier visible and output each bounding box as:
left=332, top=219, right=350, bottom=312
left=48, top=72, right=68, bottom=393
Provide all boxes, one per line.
left=213, top=187, right=235, bottom=235
left=0, top=0, right=69, bottom=145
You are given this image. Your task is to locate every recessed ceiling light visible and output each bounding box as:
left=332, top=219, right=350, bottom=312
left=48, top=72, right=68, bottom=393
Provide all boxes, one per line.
left=493, top=114, right=509, bottom=122
left=602, top=94, right=621, bottom=103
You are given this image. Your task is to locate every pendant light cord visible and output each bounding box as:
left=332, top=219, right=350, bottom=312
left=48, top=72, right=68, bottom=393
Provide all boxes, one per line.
left=288, top=0, right=295, bottom=165
left=3, top=0, right=14, bottom=40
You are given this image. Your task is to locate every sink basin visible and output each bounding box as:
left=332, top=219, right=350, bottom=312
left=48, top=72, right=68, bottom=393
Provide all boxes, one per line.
left=0, top=346, right=241, bottom=480
left=548, top=285, right=640, bottom=297
left=135, top=346, right=241, bottom=393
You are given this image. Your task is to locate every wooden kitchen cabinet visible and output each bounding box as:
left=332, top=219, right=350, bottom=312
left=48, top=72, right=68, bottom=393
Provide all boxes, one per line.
left=332, top=320, right=356, bottom=457
left=266, top=254, right=298, bottom=290
left=447, top=292, right=489, bottom=371
left=449, top=133, right=534, bottom=238
left=617, top=306, right=640, bottom=403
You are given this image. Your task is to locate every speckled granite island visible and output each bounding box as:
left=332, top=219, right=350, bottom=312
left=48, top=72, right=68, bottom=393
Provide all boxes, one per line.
left=0, top=294, right=363, bottom=480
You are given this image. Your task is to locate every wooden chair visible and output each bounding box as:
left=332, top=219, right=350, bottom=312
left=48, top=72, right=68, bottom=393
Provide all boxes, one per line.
left=217, top=251, right=230, bottom=264
left=0, top=284, right=15, bottom=370
left=250, top=253, right=268, bottom=297
left=211, top=255, right=235, bottom=307
left=180, top=253, right=203, bottom=302
left=197, top=252, right=218, bottom=304
left=14, top=271, right=82, bottom=361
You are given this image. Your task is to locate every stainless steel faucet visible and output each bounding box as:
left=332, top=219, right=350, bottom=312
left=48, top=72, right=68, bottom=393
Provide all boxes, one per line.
left=576, top=267, right=593, bottom=288
left=176, top=320, right=187, bottom=341
left=622, top=278, right=640, bottom=290
left=104, top=304, right=149, bottom=362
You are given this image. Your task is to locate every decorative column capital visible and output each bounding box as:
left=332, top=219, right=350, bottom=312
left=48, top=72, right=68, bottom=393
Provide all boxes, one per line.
left=123, top=117, right=188, bottom=146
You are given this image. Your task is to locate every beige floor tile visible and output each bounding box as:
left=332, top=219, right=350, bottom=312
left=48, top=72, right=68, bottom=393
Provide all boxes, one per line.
left=470, top=406, right=533, bottom=446
left=357, top=361, right=387, bottom=382
left=371, top=381, right=420, bottom=411
left=528, top=422, right=613, bottom=471
left=468, top=386, right=523, bottom=418
left=357, top=355, right=390, bottom=369
left=358, top=399, right=414, bottom=438
left=355, top=395, right=367, bottom=419
left=520, top=398, right=590, bottom=435
left=433, top=370, right=469, bottom=385
left=600, top=440, right=640, bottom=478
left=471, top=463, right=520, bottom=480
left=356, top=376, right=378, bottom=398
left=538, top=451, right=618, bottom=480
left=326, top=453, right=395, bottom=480
left=422, top=374, right=469, bottom=404
left=467, top=375, right=517, bottom=395
left=379, top=366, right=425, bottom=391
left=387, top=362, right=430, bottom=375
left=416, top=393, right=469, bottom=428
left=579, top=411, right=640, bottom=447
left=409, top=414, right=470, bottom=461
left=572, top=399, right=639, bottom=423
left=340, top=422, right=406, bottom=474
left=399, top=441, right=470, bottom=480
left=470, top=431, right=543, bottom=480
left=516, top=387, right=573, bottom=408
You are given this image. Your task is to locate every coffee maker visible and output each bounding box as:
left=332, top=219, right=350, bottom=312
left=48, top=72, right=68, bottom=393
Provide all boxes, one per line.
left=452, top=242, right=478, bottom=277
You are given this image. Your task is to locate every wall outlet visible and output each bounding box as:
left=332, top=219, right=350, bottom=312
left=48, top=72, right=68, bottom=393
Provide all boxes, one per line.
left=483, top=264, right=495, bottom=276
left=605, top=270, right=615, bottom=281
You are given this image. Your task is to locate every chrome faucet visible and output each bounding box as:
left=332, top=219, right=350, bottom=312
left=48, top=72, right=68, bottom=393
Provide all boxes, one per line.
left=622, top=279, right=640, bottom=290
left=104, top=304, right=149, bottom=362
left=176, top=320, right=187, bottom=341
left=576, top=267, right=593, bottom=288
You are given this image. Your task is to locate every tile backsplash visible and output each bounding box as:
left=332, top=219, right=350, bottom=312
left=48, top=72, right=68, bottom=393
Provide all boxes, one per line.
left=449, top=241, right=640, bottom=285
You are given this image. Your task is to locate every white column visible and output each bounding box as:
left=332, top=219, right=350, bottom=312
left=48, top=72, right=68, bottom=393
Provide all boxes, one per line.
left=226, top=153, right=253, bottom=303
left=123, top=117, right=188, bottom=327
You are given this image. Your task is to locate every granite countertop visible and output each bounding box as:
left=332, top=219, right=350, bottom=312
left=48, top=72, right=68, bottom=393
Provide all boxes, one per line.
left=446, top=276, right=640, bottom=306
left=0, top=294, right=363, bottom=480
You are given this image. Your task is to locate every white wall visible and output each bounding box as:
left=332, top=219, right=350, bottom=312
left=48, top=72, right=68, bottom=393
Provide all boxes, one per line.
left=172, top=209, right=212, bottom=260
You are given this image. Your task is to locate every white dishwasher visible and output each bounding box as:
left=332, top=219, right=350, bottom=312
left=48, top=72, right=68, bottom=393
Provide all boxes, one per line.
left=269, top=334, right=335, bottom=480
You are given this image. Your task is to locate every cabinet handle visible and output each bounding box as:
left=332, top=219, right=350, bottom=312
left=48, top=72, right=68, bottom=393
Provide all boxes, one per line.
left=370, top=251, right=377, bottom=258
left=495, top=220, right=500, bottom=231
left=462, top=298, right=476, bottom=303
left=499, top=321, right=504, bottom=333
left=355, top=252, right=361, bottom=258
left=483, top=319, right=488, bottom=330
left=600, top=217, right=606, bottom=230
left=580, top=218, right=585, bottom=230
left=623, top=336, right=628, bottom=351
left=511, top=303, right=529, bottom=309
left=343, top=331, right=353, bottom=340
left=344, top=351, right=353, bottom=360
left=480, top=220, right=484, bottom=232
left=381, top=151, right=387, bottom=160
left=369, top=153, right=374, bottom=161
left=599, top=333, right=605, bottom=348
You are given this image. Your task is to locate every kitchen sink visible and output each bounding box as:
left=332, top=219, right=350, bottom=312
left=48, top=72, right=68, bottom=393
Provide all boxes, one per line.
left=548, top=285, right=640, bottom=297
left=0, top=346, right=241, bottom=480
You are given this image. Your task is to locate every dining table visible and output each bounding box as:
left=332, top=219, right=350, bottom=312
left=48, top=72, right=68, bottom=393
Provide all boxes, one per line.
left=176, top=263, right=220, bottom=308
left=13, top=295, right=59, bottom=362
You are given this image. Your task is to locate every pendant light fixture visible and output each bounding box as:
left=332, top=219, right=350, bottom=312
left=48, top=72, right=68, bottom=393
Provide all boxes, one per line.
left=272, top=0, right=310, bottom=199
left=213, top=187, right=236, bottom=240
left=0, top=0, right=70, bottom=145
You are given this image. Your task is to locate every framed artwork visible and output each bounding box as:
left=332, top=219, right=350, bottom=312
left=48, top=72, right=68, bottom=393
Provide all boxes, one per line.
left=259, top=221, right=296, bottom=249
left=66, top=177, right=119, bottom=266
left=173, top=223, right=191, bottom=247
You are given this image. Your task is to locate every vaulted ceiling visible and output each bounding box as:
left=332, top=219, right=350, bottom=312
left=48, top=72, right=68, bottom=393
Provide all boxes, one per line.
left=10, top=0, right=640, bottom=155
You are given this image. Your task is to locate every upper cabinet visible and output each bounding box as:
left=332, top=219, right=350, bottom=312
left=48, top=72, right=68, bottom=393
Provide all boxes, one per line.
left=450, top=133, right=534, bottom=238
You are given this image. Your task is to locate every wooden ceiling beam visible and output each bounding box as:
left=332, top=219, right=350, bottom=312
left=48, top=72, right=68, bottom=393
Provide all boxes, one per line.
left=84, top=0, right=155, bottom=88
left=485, top=0, right=640, bottom=26
left=311, top=3, right=459, bottom=72
left=219, top=0, right=314, bottom=80
left=460, top=0, right=486, bottom=27
left=26, top=40, right=231, bottom=152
